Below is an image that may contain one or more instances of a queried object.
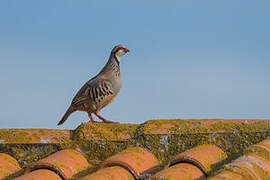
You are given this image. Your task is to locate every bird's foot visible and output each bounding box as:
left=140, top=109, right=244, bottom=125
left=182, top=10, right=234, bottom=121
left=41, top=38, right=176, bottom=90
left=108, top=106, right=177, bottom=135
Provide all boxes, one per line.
left=88, top=112, right=97, bottom=123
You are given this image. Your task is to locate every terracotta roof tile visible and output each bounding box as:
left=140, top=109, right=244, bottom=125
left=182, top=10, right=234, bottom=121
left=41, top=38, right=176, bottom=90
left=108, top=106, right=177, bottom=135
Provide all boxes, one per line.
left=245, top=138, right=270, bottom=161
left=79, top=166, right=135, bottom=180
left=209, top=155, right=266, bottom=179
left=102, top=147, right=159, bottom=179
left=150, top=163, right=206, bottom=180
left=28, top=149, right=91, bottom=179
left=169, top=144, right=227, bottom=175
left=13, top=169, right=62, bottom=180
left=208, top=170, right=245, bottom=180
left=149, top=144, right=226, bottom=180
left=209, top=138, right=270, bottom=179
left=0, top=153, right=21, bottom=179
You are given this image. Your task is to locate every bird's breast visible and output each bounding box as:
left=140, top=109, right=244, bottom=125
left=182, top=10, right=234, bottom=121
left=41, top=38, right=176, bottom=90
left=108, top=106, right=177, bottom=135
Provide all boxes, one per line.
left=111, top=75, right=122, bottom=93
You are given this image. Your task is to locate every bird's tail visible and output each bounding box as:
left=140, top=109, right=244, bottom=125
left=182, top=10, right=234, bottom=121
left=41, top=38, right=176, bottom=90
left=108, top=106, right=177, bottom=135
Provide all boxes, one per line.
left=57, top=107, right=75, bottom=126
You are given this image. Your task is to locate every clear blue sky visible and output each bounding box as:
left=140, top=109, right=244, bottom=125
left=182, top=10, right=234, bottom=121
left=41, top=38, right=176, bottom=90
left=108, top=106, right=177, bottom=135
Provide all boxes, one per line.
left=1, top=1, right=270, bottom=129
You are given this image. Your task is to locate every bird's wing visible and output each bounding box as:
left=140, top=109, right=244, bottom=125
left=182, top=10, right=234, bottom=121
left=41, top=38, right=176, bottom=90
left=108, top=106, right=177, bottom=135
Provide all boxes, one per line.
left=71, top=77, right=114, bottom=107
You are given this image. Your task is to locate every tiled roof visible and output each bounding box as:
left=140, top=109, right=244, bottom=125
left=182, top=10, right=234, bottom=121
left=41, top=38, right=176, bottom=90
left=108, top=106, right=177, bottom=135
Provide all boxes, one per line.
left=0, top=119, right=270, bottom=179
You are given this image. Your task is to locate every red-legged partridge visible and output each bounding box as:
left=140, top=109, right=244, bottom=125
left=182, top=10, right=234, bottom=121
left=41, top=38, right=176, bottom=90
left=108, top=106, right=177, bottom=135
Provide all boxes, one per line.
left=57, top=45, right=130, bottom=125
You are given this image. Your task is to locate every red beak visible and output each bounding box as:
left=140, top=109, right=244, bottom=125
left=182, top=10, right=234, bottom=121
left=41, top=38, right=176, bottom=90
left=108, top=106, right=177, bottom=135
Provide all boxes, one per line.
left=123, top=48, right=130, bottom=52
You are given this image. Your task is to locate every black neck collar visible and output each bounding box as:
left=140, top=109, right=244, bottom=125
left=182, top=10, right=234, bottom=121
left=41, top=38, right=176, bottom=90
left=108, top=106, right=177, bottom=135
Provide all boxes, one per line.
left=114, top=55, right=120, bottom=65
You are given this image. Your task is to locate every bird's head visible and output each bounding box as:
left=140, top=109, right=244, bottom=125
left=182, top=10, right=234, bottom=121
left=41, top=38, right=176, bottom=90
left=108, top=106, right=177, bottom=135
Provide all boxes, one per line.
left=111, top=45, right=130, bottom=61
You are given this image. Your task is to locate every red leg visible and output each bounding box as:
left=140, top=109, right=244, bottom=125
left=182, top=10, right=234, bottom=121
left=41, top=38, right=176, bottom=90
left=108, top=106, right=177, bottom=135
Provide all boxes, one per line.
left=94, top=113, right=118, bottom=123
left=88, top=112, right=97, bottom=123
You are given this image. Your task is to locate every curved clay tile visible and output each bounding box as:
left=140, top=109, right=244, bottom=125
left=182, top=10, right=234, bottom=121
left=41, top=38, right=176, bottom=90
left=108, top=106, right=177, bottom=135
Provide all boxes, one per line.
left=150, top=144, right=227, bottom=180
left=245, top=138, right=270, bottom=160
left=150, top=163, right=206, bottom=180
left=209, top=138, right=270, bottom=179
left=79, top=166, right=135, bottom=180
left=102, top=147, right=159, bottom=179
left=169, top=144, right=227, bottom=175
left=236, top=154, right=270, bottom=179
left=208, top=170, right=245, bottom=180
left=28, top=149, right=91, bottom=179
left=209, top=154, right=269, bottom=179
left=13, top=169, right=62, bottom=180
left=0, top=153, right=21, bottom=179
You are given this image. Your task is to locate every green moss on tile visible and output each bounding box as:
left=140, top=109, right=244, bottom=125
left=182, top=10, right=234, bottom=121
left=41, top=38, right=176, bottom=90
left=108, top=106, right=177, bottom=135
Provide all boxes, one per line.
left=133, top=119, right=270, bottom=174
left=0, top=130, right=32, bottom=144
left=70, top=122, right=139, bottom=165
left=0, top=144, right=58, bottom=167
left=73, top=122, right=139, bottom=141
left=1, top=119, right=270, bottom=178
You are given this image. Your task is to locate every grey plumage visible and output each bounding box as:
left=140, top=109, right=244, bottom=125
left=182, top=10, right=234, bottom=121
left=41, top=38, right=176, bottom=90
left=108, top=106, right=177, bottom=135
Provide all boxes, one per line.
left=58, top=45, right=130, bottom=125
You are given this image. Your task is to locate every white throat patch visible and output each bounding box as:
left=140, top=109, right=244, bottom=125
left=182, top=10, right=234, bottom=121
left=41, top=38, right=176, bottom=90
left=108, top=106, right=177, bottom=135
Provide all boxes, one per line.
left=115, top=49, right=125, bottom=61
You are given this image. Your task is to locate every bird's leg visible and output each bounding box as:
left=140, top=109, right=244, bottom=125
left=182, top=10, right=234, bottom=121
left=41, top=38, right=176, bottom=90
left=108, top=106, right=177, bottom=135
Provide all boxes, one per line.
left=88, top=112, right=97, bottom=123
left=94, top=113, right=118, bottom=123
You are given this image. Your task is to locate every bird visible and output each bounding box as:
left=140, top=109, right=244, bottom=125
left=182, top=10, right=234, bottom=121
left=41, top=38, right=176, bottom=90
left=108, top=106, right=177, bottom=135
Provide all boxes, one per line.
left=57, top=45, right=130, bottom=125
